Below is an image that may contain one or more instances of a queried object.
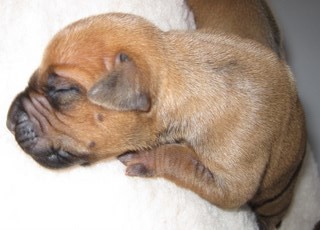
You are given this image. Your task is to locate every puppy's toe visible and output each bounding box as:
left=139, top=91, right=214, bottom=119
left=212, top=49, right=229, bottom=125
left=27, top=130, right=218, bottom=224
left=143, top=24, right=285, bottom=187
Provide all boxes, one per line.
left=126, top=163, right=154, bottom=177
left=118, top=151, right=156, bottom=177
left=117, top=152, right=137, bottom=166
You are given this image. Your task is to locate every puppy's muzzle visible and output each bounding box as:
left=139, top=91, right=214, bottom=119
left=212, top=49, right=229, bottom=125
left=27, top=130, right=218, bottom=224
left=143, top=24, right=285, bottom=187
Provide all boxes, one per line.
left=7, top=92, right=87, bottom=169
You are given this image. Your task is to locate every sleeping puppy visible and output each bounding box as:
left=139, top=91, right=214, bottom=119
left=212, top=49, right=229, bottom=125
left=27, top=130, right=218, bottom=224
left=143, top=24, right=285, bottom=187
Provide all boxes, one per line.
left=7, top=6, right=305, bottom=230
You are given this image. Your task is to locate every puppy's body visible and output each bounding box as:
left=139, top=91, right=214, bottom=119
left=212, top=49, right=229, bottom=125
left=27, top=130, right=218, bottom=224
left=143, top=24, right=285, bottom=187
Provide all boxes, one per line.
left=187, top=0, right=283, bottom=57
left=117, top=25, right=305, bottom=228
left=7, top=6, right=305, bottom=230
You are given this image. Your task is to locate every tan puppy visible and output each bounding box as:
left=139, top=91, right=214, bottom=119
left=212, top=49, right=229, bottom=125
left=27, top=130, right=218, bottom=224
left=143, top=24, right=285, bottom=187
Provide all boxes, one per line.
left=7, top=10, right=305, bottom=230
left=187, top=0, right=283, bottom=57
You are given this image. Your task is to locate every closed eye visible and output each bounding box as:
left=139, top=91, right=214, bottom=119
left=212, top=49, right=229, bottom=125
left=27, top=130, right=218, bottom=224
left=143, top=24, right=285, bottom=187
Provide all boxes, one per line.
left=46, top=73, right=82, bottom=109
left=48, top=86, right=80, bottom=97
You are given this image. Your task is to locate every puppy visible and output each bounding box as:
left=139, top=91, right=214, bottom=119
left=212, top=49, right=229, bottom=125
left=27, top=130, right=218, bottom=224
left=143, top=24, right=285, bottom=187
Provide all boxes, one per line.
left=7, top=10, right=305, bottom=230
left=187, top=0, right=283, bottom=57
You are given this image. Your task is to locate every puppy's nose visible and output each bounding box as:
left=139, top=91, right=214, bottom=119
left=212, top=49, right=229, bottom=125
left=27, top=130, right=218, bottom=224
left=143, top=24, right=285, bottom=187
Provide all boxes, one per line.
left=7, top=92, right=26, bottom=133
left=7, top=108, right=29, bottom=133
left=15, top=119, right=37, bottom=151
left=7, top=93, right=39, bottom=151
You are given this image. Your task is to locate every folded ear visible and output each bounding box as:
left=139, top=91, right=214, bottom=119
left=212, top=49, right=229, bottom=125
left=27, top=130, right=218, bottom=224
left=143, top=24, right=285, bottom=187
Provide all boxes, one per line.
left=88, top=53, right=151, bottom=112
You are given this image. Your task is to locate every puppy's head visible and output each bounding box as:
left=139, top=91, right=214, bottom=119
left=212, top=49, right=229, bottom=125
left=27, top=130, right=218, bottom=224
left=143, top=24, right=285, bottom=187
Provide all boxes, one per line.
left=7, top=13, right=165, bottom=169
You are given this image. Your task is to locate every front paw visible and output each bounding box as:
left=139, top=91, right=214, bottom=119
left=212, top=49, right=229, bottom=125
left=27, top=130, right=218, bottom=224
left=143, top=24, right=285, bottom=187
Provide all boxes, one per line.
left=117, top=152, right=156, bottom=177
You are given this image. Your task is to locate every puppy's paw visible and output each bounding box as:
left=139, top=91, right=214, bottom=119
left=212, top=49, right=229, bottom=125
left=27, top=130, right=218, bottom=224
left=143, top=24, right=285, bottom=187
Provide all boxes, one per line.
left=126, top=163, right=154, bottom=177
left=117, top=151, right=156, bottom=177
left=117, top=152, right=137, bottom=166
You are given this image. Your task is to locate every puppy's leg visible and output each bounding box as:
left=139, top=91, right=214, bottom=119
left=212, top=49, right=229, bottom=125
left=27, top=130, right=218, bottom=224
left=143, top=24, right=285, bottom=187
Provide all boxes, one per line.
left=250, top=173, right=297, bottom=230
left=118, top=144, right=257, bottom=209
left=118, top=144, right=289, bottom=229
left=118, top=144, right=206, bottom=179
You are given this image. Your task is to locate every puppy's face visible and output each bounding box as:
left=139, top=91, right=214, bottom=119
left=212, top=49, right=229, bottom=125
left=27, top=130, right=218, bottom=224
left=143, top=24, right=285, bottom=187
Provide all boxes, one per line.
left=7, top=14, right=165, bottom=169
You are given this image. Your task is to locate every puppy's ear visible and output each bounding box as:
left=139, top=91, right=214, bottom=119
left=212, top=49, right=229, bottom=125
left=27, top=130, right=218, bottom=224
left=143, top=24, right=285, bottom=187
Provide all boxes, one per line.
left=88, top=53, right=151, bottom=112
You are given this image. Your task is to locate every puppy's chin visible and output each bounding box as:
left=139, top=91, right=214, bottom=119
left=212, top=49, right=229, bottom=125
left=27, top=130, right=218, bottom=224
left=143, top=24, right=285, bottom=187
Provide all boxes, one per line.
left=31, top=148, right=89, bottom=169
left=11, top=127, right=89, bottom=169
left=13, top=132, right=89, bottom=169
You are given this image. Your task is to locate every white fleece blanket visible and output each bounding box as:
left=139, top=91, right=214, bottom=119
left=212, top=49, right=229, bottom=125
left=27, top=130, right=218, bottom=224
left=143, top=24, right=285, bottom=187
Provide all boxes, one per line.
left=0, top=1, right=319, bottom=229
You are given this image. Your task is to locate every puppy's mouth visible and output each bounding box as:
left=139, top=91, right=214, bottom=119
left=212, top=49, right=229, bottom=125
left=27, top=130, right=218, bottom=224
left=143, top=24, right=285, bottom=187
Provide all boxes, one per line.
left=31, top=148, right=88, bottom=169
left=7, top=91, right=89, bottom=169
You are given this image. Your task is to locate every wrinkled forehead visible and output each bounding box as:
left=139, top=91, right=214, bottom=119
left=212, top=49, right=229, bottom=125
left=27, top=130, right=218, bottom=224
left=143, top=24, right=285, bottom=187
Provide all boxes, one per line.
left=39, top=33, right=107, bottom=84
left=36, top=36, right=110, bottom=91
left=40, top=13, right=154, bottom=65
left=34, top=13, right=163, bottom=90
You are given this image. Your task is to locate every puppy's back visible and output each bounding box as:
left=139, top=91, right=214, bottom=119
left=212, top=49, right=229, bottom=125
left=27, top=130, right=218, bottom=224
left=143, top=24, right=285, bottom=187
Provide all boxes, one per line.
left=187, top=0, right=283, bottom=57
left=160, top=31, right=306, bottom=227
